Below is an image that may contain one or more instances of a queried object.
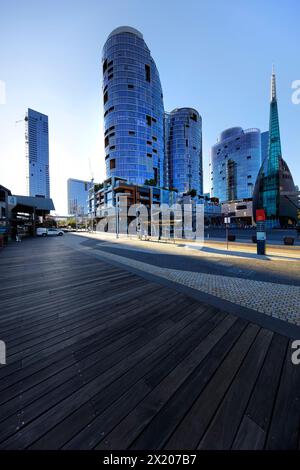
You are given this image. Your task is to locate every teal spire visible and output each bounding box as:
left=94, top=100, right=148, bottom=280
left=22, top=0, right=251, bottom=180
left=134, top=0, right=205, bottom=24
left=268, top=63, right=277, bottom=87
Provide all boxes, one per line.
left=253, top=68, right=297, bottom=226
left=267, top=66, right=282, bottom=174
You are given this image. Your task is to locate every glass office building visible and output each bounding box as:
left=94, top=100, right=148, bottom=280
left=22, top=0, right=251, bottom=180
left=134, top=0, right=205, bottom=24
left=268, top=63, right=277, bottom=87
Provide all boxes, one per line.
left=67, top=178, right=92, bottom=216
left=165, top=108, right=203, bottom=195
left=210, top=127, right=262, bottom=202
left=102, top=27, right=165, bottom=187
left=253, top=70, right=296, bottom=226
left=26, top=108, right=50, bottom=198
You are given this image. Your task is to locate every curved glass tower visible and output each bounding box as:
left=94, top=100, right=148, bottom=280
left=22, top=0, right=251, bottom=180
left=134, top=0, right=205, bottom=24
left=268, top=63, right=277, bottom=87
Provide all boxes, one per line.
left=102, top=26, right=165, bottom=186
left=165, top=108, right=202, bottom=195
left=253, top=69, right=296, bottom=226
left=210, top=127, right=262, bottom=202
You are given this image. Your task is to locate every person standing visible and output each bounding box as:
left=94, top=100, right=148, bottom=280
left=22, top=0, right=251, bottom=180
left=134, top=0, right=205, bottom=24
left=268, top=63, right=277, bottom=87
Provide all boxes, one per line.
left=16, top=227, right=21, bottom=242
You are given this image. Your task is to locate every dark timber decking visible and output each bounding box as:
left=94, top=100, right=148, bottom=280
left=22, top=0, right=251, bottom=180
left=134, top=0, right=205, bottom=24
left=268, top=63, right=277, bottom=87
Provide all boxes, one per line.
left=0, top=236, right=300, bottom=450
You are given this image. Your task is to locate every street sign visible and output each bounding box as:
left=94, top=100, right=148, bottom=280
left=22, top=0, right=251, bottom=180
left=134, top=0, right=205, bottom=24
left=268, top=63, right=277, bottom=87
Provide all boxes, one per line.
left=7, top=196, right=17, bottom=207
left=256, top=209, right=266, bottom=222
left=257, top=231, right=266, bottom=241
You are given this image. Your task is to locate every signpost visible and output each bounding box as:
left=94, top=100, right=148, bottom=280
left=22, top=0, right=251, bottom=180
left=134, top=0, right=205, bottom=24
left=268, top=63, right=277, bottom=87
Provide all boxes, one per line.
left=256, top=209, right=266, bottom=255
left=224, top=216, right=231, bottom=250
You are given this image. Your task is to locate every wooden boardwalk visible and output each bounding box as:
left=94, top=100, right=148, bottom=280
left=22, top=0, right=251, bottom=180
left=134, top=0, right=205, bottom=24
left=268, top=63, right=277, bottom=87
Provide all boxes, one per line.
left=0, top=236, right=300, bottom=450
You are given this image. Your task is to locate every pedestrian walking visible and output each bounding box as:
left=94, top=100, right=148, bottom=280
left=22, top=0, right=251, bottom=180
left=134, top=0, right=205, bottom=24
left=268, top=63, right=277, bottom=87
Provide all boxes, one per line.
left=16, top=227, right=21, bottom=242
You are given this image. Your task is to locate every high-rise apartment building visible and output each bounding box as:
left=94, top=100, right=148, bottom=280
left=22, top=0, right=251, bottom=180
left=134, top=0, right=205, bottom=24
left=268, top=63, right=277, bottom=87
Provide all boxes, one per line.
left=102, top=27, right=165, bottom=187
left=26, top=108, right=50, bottom=198
left=165, top=108, right=203, bottom=195
left=67, top=178, right=92, bottom=216
left=210, top=127, right=262, bottom=203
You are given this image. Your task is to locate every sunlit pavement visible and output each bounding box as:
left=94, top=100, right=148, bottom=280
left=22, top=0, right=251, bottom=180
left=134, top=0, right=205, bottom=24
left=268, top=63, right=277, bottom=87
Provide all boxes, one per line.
left=68, top=232, right=300, bottom=325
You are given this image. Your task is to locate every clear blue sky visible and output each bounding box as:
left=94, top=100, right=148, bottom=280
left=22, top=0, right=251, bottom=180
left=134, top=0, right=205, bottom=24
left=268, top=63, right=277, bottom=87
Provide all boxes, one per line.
left=0, top=0, right=299, bottom=214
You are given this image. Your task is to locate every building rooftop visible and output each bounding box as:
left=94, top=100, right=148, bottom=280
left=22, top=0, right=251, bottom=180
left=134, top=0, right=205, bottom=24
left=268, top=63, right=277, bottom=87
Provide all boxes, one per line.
left=13, top=195, right=55, bottom=211
left=108, top=26, right=143, bottom=40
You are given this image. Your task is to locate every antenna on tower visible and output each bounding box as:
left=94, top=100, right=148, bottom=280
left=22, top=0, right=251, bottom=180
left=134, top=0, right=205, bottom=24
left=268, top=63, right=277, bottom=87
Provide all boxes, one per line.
left=88, top=157, right=94, bottom=184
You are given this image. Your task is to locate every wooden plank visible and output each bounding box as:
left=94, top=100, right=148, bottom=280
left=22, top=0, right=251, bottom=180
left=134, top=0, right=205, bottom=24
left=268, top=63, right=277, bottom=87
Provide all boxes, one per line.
left=231, top=416, right=266, bottom=450
left=265, top=340, right=300, bottom=449
left=164, top=323, right=260, bottom=450
left=0, top=302, right=215, bottom=448
left=232, top=333, right=288, bottom=449
left=198, top=328, right=273, bottom=449
left=32, top=308, right=224, bottom=449
left=94, top=315, right=241, bottom=450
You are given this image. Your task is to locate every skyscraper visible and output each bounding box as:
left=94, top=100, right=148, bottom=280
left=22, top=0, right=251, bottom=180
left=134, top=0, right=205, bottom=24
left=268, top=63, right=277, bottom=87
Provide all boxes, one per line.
left=67, top=178, right=92, bottom=216
left=26, top=108, right=50, bottom=198
left=102, top=27, right=165, bottom=187
left=165, top=108, right=203, bottom=195
left=253, top=69, right=296, bottom=226
left=210, top=127, right=262, bottom=203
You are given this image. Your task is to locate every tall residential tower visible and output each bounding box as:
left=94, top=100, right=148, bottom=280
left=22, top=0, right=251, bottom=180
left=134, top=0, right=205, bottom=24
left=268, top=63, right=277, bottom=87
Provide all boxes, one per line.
left=210, top=127, right=262, bottom=203
left=26, top=108, right=50, bottom=198
left=165, top=108, right=203, bottom=195
left=102, top=27, right=165, bottom=187
left=67, top=178, right=92, bottom=216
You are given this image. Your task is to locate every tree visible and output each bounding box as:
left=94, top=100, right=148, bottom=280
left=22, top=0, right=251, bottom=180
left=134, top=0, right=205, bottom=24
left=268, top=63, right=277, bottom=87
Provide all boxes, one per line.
left=144, top=179, right=157, bottom=187
left=188, top=188, right=197, bottom=198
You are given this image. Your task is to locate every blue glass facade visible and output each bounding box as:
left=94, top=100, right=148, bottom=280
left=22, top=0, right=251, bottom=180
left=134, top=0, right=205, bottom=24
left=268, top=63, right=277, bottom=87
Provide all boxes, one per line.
left=102, top=27, right=165, bottom=187
left=67, top=178, right=92, bottom=216
left=261, top=131, right=269, bottom=163
left=165, top=108, right=203, bottom=195
left=210, top=127, right=262, bottom=203
left=26, top=108, right=50, bottom=198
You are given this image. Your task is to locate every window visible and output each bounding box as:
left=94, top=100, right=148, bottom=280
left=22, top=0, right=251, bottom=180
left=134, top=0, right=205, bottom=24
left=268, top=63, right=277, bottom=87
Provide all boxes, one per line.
left=105, top=154, right=109, bottom=160
left=153, top=168, right=158, bottom=183
left=152, top=117, right=157, bottom=123
left=103, top=91, right=108, bottom=105
left=145, top=64, right=151, bottom=82
left=110, top=145, right=116, bottom=150
left=129, top=131, right=135, bottom=135
left=153, top=149, right=157, bottom=154
left=147, top=140, right=152, bottom=145
left=105, top=136, right=109, bottom=147
left=108, top=60, right=113, bottom=67
left=247, top=155, right=251, bottom=160
left=108, top=74, right=113, bottom=80
left=146, top=115, right=152, bottom=126
left=186, top=140, right=188, bottom=147
left=107, top=67, right=113, bottom=74
left=128, top=84, right=134, bottom=89
left=152, top=136, right=157, bottom=141
left=103, top=59, right=107, bottom=73
left=110, top=159, right=116, bottom=170
left=247, top=175, right=252, bottom=179
left=147, top=153, right=152, bottom=158
left=190, top=113, right=197, bottom=122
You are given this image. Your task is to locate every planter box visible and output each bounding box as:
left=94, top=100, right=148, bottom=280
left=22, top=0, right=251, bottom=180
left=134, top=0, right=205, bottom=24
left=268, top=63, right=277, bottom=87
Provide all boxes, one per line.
left=283, top=237, right=295, bottom=246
